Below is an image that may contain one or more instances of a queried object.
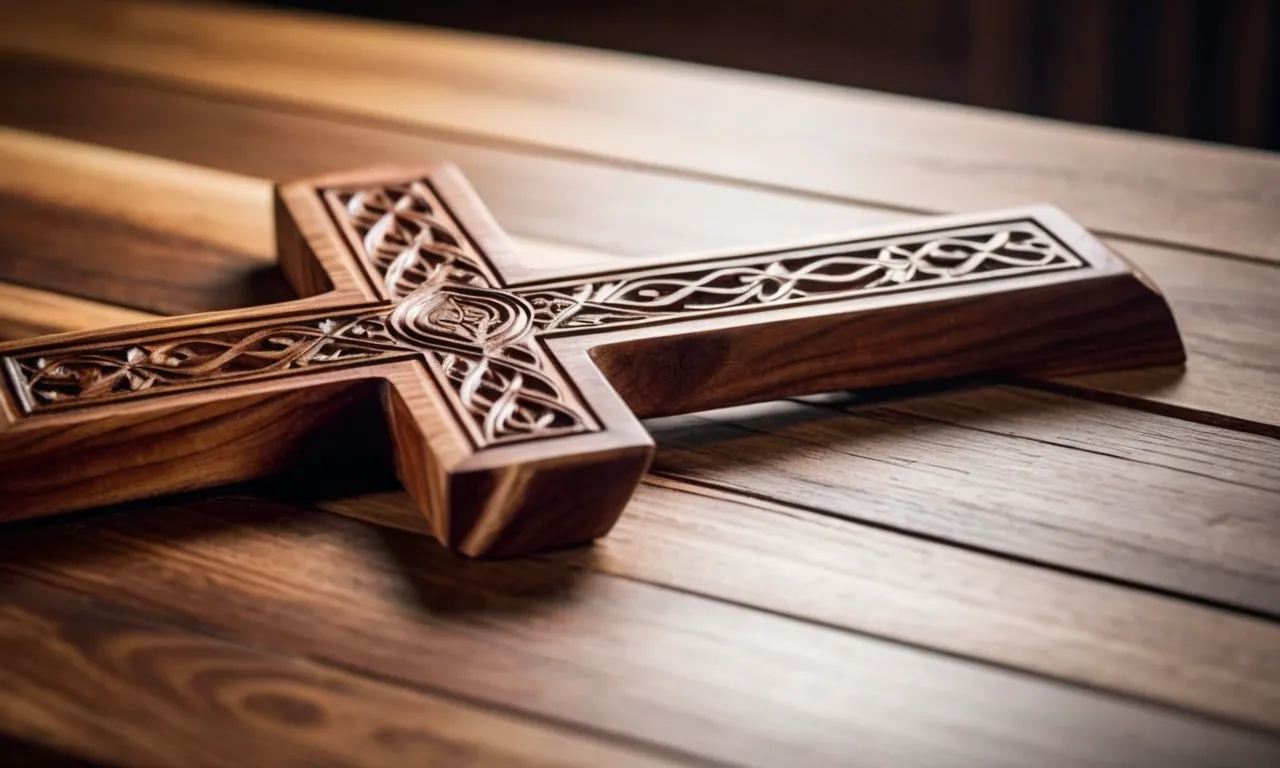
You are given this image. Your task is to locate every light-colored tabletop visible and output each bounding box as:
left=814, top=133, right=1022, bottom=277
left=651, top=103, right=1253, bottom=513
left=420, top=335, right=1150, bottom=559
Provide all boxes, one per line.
left=0, top=1, right=1278, bottom=765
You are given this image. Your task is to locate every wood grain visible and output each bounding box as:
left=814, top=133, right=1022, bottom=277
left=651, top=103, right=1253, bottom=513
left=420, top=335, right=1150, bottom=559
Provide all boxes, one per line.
left=646, top=388, right=1280, bottom=617
left=1054, top=241, right=1280, bottom=435
left=2, top=499, right=1277, bottom=768
left=0, top=580, right=682, bottom=768
left=0, top=58, right=891, bottom=260
left=0, top=191, right=293, bottom=316
left=0, top=283, right=154, bottom=342
left=326, top=475, right=1280, bottom=734
left=0, top=61, right=1275, bottom=436
left=0, top=126, right=272, bottom=258
left=1, top=0, right=1277, bottom=262
left=0, top=374, right=395, bottom=523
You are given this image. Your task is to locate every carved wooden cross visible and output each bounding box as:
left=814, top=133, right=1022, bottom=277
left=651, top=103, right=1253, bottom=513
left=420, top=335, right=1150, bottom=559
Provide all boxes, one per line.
left=0, top=166, right=1184, bottom=556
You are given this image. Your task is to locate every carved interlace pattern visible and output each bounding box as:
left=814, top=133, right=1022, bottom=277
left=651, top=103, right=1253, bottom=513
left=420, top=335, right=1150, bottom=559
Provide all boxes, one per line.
left=388, top=285, right=588, bottom=444
left=329, top=181, right=493, bottom=299
left=326, top=180, right=590, bottom=444
left=10, top=313, right=402, bottom=406
left=4, top=176, right=1085, bottom=450
left=7, top=296, right=589, bottom=447
left=516, top=224, right=1082, bottom=332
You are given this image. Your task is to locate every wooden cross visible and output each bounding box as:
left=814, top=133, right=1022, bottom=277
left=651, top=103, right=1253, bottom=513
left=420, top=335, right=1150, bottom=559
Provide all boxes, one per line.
left=0, top=165, right=1185, bottom=557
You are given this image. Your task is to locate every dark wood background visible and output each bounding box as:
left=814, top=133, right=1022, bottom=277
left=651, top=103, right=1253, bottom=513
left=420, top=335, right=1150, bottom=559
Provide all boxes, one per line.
left=262, top=0, right=1279, bottom=150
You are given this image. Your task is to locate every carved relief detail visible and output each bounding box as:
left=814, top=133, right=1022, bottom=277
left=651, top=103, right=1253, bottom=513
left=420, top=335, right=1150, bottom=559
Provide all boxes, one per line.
left=325, top=175, right=595, bottom=446
left=390, top=284, right=535, bottom=353
left=388, top=285, right=589, bottom=445
left=428, top=350, right=588, bottom=445
left=7, top=313, right=404, bottom=409
left=327, top=181, right=493, bottom=299
left=6, top=295, right=590, bottom=448
left=518, top=223, right=1083, bottom=332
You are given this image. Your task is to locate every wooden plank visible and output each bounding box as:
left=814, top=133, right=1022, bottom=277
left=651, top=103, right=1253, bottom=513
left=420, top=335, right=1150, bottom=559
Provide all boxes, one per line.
left=0, top=190, right=293, bottom=316
left=0, top=580, right=682, bottom=768
left=1049, top=240, right=1280, bottom=436
left=0, top=124, right=622, bottom=316
left=0, top=126, right=272, bottom=258
left=0, top=283, right=153, bottom=342
left=1, top=500, right=1276, bottom=767
left=0, top=125, right=286, bottom=314
left=881, top=386, right=1280, bottom=490
left=1, top=0, right=1277, bottom=262
left=0, top=60, right=886, bottom=261
left=329, top=476, right=1280, bottom=734
left=645, top=388, right=1280, bottom=617
left=0, top=73, right=1276, bottom=435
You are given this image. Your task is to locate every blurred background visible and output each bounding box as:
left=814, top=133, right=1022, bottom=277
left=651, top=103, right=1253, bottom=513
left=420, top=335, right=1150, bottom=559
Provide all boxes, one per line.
left=259, top=0, right=1276, bottom=150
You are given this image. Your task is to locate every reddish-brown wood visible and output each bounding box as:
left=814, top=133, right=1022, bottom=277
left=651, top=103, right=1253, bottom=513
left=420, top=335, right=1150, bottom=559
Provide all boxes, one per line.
left=0, top=580, right=681, bottom=768
left=0, top=165, right=1182, bottom=556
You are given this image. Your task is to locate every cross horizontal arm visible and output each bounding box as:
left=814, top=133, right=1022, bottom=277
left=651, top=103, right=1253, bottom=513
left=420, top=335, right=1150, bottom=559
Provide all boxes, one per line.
left=0, top=303, right=404, bottom=518
left=517, top=218, right=1088, bottom=333
left=518, top=205, right=1188, bottom=419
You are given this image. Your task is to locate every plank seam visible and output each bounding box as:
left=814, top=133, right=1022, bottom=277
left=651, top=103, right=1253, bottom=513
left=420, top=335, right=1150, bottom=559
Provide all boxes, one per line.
left=1017, top=378, right=1280, bottom=440
left=861, top=402, right=1280, bottom=493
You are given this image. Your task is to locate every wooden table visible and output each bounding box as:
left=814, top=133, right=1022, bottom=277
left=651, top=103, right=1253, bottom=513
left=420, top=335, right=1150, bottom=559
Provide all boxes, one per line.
left=0, top=2, right=1278, bottom=765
